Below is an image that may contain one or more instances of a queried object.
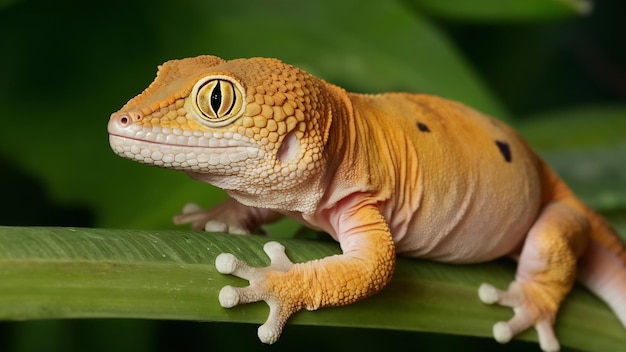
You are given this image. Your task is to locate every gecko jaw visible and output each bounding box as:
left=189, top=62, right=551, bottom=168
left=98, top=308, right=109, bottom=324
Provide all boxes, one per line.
left=108, top=134, right=263, bottom=173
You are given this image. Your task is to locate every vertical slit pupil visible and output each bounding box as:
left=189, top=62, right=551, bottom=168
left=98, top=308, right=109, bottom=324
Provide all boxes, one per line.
left=210, top=81, right=222, bottom=116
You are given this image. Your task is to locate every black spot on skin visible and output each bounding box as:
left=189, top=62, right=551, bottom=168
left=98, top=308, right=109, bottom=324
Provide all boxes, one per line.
left=495, top=140, right=512, bottom=163
left=417, top=122, right=430, bottom=132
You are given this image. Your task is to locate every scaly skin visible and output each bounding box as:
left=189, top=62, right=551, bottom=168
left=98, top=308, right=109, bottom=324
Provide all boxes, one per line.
left=108, top=55, right=626, bottom=351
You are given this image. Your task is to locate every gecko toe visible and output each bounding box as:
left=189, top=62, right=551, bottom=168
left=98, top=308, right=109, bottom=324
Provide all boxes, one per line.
left=264, top=241, right=294, bottom=271
left=173, top=203, right=209, bottom=230
left=478, top=283, right=499, bottom=304
left=478, top=281, right=524, bottom=307
left=256, top=296, right=293, bottom=344
left=204, top=220, right=229, bottom=233
left=215, top=241, right=302, bottom=344
left=215, top=253, right=238, bottom=274
left=215, top=252, right=268, bottom=281
left=219, top=284, right=268, bottom=306
left=480, top=281, right=561, bottom=351
left=536, top=319, right=560, bottom=352
left=181, top=202, right=201, bottom=214
left=491, top=312, right=535, bottom=346
left=493, top=321, right=514, bottom=343
left=173, top=201, right=255, bottom=234
left=258, top=323, right=281, bottom=345
left=264, top=241, right=285, bottom=254
left=218, top=285, right=240, bottom=307
left=203, top=220, right=250, bottom=235
left=228, top=226, right=251, bottom=235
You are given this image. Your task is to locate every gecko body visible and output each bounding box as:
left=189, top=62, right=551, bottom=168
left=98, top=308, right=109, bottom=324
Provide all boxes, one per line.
left=108, top=56, right=626, bottom=351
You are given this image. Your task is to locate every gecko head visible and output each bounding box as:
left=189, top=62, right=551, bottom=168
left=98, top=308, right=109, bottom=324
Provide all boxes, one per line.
left=108, top=55, right=338, bottom=193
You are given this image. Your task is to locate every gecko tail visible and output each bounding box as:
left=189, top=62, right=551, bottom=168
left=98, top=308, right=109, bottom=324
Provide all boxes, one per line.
left=577, top=209, right=626, bottom=327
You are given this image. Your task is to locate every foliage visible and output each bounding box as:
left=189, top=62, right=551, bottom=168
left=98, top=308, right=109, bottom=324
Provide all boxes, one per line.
left=0, top=0, right=624, bottom=351
left=1, top=226, right=625, bottom=351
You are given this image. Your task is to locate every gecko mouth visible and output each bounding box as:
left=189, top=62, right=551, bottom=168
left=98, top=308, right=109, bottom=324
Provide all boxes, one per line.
left=108, top=134, right=263, bottom=173
left=107, top=133, right=249, bottom=149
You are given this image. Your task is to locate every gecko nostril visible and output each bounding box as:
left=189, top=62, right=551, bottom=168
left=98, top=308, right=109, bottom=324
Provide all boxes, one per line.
left=115, top=111, right=144, bottom=126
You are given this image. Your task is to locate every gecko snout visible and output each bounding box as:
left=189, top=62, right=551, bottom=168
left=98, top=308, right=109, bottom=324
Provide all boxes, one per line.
left=110, top=110, right=143, bottom=124
left=108, top=110, right=144, bottom=134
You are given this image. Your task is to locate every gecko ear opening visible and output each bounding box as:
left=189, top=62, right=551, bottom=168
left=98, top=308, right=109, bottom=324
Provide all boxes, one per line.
left=191, top=75, right=246, bottom=128
left=277, top=130, right=299, bottom=164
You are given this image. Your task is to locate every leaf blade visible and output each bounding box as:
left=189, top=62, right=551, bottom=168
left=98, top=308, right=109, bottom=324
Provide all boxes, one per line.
left=1, top=226, right=624, bottom=350
left=0, top=0, right=507, bottom=234
left=408, top=0, right=592, bottom=21
left=518, top=105, right=626, bottom=210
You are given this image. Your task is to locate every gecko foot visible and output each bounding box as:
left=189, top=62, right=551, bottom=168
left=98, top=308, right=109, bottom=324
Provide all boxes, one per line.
left=478, top=282, right=560, bottom=352
left=216, top=241, right=296, bottom=344
left=174, top=202, right=253, bottom=234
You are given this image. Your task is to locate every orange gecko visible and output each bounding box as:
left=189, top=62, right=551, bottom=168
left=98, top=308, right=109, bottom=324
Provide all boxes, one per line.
left=107, top=55, right=626, bottom=351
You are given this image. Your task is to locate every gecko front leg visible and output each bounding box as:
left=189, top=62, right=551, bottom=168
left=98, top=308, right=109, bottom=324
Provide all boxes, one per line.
left=215, top=199, right=396, bottom=344
left=173, top=198, right=282, bottom=234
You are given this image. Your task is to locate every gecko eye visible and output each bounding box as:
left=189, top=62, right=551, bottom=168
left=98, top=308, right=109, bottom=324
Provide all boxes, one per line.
left=192, top=76, right=245, bottom=127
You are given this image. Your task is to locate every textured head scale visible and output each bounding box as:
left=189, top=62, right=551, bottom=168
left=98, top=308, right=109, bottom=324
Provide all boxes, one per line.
left=108, top=55, right=345, bottom=206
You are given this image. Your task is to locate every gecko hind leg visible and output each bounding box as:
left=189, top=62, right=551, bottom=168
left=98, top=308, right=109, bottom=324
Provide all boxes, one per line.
left=478, top=201, right=590, bottom=352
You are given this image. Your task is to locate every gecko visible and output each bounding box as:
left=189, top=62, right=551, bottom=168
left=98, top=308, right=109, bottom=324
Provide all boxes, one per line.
left=107, top=55, right=626, bottom=351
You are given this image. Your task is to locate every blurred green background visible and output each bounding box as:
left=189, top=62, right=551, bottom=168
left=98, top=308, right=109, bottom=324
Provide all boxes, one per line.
left=1, top=0, right=625, bottom=351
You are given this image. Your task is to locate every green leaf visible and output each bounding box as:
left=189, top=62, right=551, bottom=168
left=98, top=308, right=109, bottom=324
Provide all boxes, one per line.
left=1, top=226, right=624, bottom=351
left=519, top=105, right=626, bottom=150
left=0, top=0, right=19, bottom=10
left=195, top=0, right=507, bottom=117
left=0, top=0, right=504, bottom=232
left=407, top=0, right=592, bottom=22
left=518, top=105, right=626, bottom=210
